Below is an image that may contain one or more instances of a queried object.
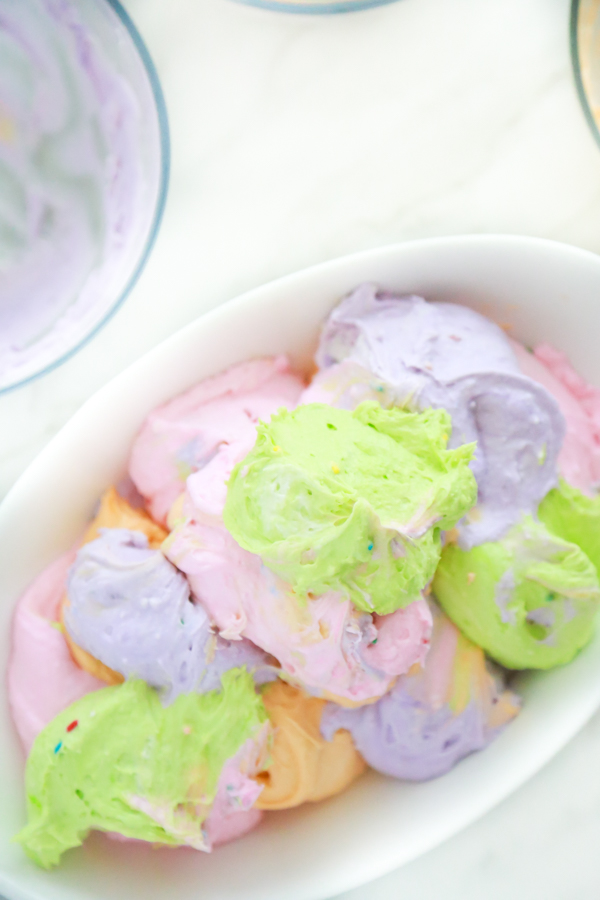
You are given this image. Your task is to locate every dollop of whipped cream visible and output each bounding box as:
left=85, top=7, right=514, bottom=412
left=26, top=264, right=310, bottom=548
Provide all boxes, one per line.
left=165, top=505, right=432, bottom=706
left=65, top=528, right=274, bottom=703
left=16, top=671, right=271, bottom=868
left=433, top=517, right=600, bottom=669
left=129, top=357, right=304, bottom=525
left=8, top=549, right=105, bottom=753
left=223, top=401, right=476, bottom=614
left=320, top=601, right=520, bottom=780
left=255, top=681, right=365, bottom=809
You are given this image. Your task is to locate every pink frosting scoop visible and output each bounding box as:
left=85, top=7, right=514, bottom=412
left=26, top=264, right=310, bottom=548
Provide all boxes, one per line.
left=8, top=550, right=105, bottom=754
left=205, top=732, right=269, bottom=848
left=129, top=357, right=304, bottom=525
left=511, top=340, right=600, bottom=493
left=164, top=509, right=432, bottom=706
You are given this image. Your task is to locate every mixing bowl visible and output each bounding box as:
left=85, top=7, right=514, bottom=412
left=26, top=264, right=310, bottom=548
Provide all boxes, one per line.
left=0, top=0, right=169, bottom=393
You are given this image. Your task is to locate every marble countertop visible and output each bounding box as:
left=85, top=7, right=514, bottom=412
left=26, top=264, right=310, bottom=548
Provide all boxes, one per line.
left=3, top=0, right=600, bottom=896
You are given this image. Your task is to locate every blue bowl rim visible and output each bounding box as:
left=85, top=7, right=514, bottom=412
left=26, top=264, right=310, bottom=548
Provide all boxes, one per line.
left=233, top=0, right=399, bottom=14
left=1, top=0, right=171, bottom=395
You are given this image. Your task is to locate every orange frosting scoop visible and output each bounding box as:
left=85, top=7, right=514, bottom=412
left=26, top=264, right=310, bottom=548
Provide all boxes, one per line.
left=255, top=681, right=365, bottom=810
left=83, top=486, right=167, bottom=548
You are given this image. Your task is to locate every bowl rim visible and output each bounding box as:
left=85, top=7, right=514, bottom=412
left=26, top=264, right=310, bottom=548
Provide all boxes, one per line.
left=0, top=0, right=171, bottom=396
left=231, top=0, right=401, bottom=17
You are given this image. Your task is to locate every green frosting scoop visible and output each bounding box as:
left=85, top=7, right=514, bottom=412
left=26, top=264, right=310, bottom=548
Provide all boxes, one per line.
left=16, top=669, right=268, bottom=868
left=224, top=401, right=477, bottom=615
left=539, top=480, right=600, bottom=578
left=433, top=517, right=600, bottom=669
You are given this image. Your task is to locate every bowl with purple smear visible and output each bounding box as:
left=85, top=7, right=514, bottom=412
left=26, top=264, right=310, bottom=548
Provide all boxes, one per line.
left=0, top=0, right=169, bottom=393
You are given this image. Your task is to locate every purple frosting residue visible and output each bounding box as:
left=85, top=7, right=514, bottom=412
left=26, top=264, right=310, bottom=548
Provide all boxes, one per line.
left=65, top=529, right=275, bottom=704
left=316, top=285, right=565, bottom=547
left=320, top=599, right=520, bottom=781
left=320, top=682, right=500, bottom=781
left=0, top=0, right=161, bottom=388
left=422, top=372, right=565, bottom=546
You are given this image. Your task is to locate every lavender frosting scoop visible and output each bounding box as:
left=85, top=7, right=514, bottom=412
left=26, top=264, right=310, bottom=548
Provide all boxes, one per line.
left=315, top=285, right=565, bottom=547
left=65, top=529, right=274, bottom=704
left=320, top=602, right=520, bottom=781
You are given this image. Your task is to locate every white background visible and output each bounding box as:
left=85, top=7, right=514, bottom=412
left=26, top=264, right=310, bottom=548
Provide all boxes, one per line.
left=3, top=0, right=600, bottom=896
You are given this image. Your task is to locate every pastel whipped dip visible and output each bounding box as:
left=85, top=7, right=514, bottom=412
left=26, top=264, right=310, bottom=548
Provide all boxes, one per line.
left=256, top=681, right=365, bottom=809
left=8, top=512, right=355, bottom=860
left=61, top=486, right=169, bottom=684
left=64, top=528, right=275, bottom=703
left=13, top=284, right=600, bottom=871
left=156, top=366, right=438, bottom=703
left=0, top=0, right=163, bottom=389
left=433, top=518, right=600, bottom=669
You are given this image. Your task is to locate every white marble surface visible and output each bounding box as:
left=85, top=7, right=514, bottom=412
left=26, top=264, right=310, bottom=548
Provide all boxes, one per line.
left=3, top=0, right=600, bottom=896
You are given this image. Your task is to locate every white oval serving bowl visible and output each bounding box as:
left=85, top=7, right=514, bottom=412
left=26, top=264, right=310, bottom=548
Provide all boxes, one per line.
left=2, top=234, right=600, bottom=900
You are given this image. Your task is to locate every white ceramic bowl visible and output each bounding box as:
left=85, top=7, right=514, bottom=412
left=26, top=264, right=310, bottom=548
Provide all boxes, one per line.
left=2, top=235, right=600, bottom=900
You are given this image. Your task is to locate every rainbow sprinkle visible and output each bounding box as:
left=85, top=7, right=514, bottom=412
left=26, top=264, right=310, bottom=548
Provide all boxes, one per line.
left=66, top=720, right=78, bottom=733
left=54, top=742, right=62, bottom=754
